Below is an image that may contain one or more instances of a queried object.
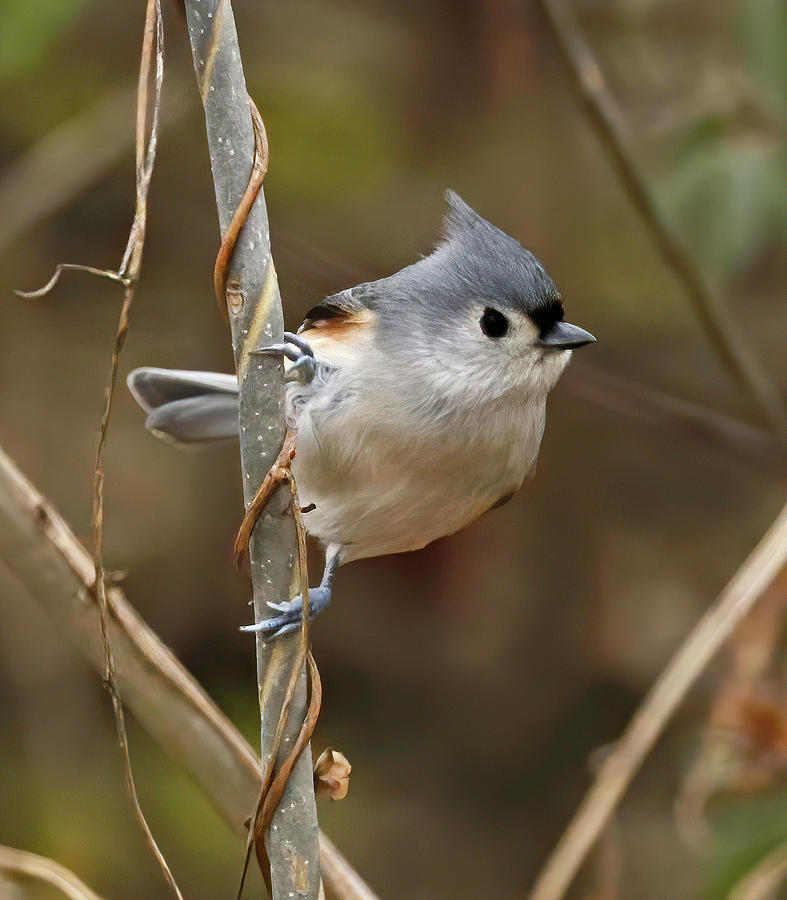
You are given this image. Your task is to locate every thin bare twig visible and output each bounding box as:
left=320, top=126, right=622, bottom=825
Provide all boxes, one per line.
left=0, top=444, right=381, bottom=900
left=14, top=263, right=130, bottom=298
left=674, top=577, right=786, bottom=845
left=539, top=0, right=787, bottom=444
left=526, top=499, right=787, bottom=900
left=88, top=4, right=181, bottom=898
left=727, top=838, right=787, bottom=900
left=563, top=366, right=784, bottom=474
left=16, top=2, right=179, bottom=896
left=0, top=846, right=107, bottom=900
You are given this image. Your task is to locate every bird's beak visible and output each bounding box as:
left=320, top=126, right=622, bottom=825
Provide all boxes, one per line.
left=536, top=321, right=596, bottom=350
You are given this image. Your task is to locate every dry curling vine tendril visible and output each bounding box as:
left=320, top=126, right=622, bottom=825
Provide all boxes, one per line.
left=14, top=2, right=183, bottom=899
left=213, top=100, right=323, bottom=897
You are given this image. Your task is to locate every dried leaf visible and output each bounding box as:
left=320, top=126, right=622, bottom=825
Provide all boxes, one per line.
left=314, top=748, right=351, bottom=801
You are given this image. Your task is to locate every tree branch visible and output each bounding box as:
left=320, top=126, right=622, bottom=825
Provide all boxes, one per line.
left=526, top=499, right=787, bottom=900
left=0, top=846, right=107, bottom=900
left=727, top=838, right=787, bottom=900
left=0, top=445, right=380, bottom=900
left=539, top=0, right=787, bottom=444
left=182, top=1, right=320, bottom=896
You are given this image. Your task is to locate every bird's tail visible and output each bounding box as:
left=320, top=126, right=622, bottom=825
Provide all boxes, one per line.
left=127, top=368, right=239, bottom=444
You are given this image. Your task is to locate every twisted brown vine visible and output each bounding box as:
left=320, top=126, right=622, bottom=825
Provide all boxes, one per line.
left=212, top=98, right=323, bottom=895
left=213, top=98, right=269, bottom=323
left=14, top=3, right=182, bottom=897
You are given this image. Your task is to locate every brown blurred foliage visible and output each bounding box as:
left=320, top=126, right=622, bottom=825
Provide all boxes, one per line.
left=0, top=1, right=784, bottom=898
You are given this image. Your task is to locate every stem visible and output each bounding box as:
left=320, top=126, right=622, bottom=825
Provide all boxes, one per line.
left=182, top=1, right=320, bottom=896
left=526, top=500, right=787, bottom=900
left=0, top=445, right=379, bottom=900
left=0, top=846, right=107, bottom=900
left=539, top=0, right=787, bottom=444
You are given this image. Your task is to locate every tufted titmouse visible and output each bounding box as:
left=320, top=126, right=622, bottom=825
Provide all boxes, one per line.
left=128, top=191, right=595, bottom=636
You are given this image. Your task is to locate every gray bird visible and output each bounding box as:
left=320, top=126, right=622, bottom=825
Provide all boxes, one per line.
left=128, top=191, right=595, bottom=636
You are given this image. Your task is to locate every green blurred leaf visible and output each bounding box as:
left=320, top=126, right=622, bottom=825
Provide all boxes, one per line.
left=657, top=136, right=786, bottom=282
left=0, top=0, right=91, bottom=81
left=703, top=788, right=787, bottom=900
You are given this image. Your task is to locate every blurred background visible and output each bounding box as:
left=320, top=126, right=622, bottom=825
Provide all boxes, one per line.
left=0, top=0, right=785, bottom=898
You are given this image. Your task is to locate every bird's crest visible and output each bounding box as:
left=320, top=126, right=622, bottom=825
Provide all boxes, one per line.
left=441, top=189, right=486, bottom=241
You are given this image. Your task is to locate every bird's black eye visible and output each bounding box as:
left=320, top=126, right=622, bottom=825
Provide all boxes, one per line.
left=480, top=307, right=509, bottom=338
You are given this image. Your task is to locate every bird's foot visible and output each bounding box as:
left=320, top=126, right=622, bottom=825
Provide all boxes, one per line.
left=252, top=332, right=317, bottom=385
left=240, top=584, right=332, bottom=639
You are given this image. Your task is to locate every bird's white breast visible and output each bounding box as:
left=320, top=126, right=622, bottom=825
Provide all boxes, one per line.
left=289, top=355, right=548, bottom=563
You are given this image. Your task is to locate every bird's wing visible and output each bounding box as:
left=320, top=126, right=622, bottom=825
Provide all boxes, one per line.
left=297, top=288, right=375, bottom=368
left=298, top=286, right=369, bottom=331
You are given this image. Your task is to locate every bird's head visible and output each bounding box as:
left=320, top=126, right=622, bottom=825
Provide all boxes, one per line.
left=376, top=191, right=595, bottom=403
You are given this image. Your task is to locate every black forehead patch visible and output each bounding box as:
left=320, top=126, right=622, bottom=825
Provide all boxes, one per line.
left=528, top=298, right=564, bottom=335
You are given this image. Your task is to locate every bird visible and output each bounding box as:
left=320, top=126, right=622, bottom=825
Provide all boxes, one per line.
left=127, top=191, right=595, bottom=636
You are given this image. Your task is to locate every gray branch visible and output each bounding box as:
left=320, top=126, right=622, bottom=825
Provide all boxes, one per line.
left=183, top=2, right=320, bottom=896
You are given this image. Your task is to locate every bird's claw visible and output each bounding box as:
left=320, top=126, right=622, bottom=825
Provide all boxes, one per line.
left=239, top=617, right=302, bottom=639
left=241, top=547, right=340, bottom=639
left=240, top=585, right=332, bottom=639
left=252, top=332, right=318, bottom=384
left=285, top=355, right=318, bottom=385
left=265, top=599, right=292, bottom=612
left=252, top=332, right=314, bottom=361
